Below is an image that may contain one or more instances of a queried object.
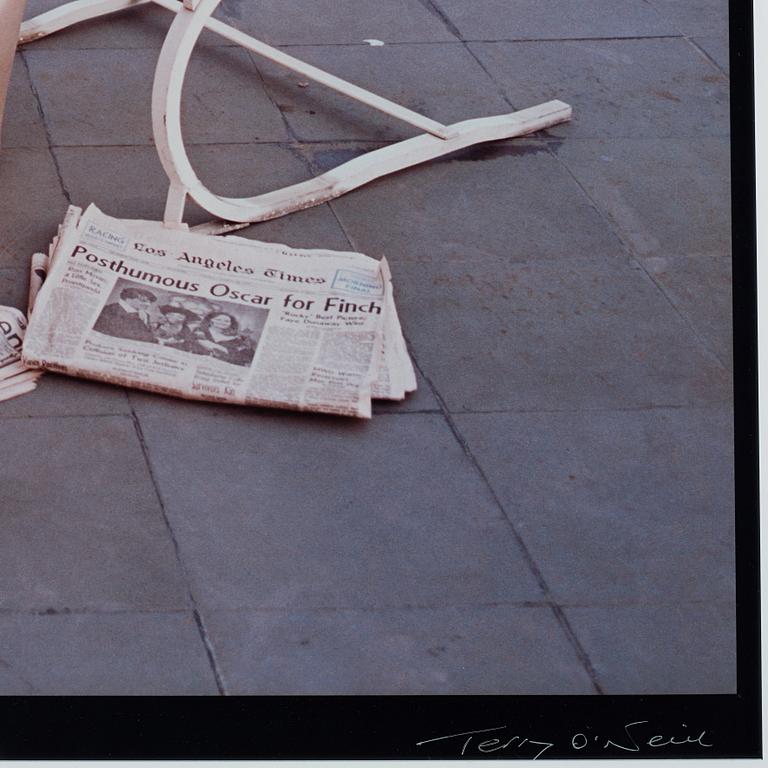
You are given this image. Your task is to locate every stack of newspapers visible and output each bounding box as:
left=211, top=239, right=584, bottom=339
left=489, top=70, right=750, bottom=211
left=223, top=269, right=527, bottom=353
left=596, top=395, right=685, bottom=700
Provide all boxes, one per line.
left=20, top=204, right=416, bottom=418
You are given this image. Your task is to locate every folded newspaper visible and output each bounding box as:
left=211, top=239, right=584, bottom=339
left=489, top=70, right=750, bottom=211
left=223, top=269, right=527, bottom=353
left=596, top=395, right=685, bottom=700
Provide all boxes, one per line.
left=0, top=242, right=48, bottom=402
left=0, top=305, right=43, bottom=402
left=21, top=205, right=416, bottom=418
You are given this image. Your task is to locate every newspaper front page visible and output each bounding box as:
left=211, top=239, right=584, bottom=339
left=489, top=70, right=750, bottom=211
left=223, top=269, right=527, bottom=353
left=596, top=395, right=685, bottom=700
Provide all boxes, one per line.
left=22, top=205, right=415, bottom=418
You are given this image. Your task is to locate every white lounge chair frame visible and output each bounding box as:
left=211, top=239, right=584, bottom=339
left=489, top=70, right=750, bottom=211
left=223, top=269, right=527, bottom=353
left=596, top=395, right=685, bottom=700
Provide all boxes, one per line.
left=20, top=0, right=572, bottom=232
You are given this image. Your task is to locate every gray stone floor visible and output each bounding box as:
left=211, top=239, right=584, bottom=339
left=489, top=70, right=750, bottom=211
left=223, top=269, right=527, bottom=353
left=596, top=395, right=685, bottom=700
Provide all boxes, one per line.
left=0, top=0, right=733, bottom=694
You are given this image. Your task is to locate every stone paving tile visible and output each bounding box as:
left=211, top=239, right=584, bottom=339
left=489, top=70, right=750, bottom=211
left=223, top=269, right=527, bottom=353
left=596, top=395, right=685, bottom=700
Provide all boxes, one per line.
left=327, top=140, right=622, bottom=264
left=51, top=145, right=179, bottom=221
left=0, top=267, right=31, bottom=311
left=469, top=38, right=729, bottom=138
left=564, top=603, right=736, bottom=693
left=25, top=46, right=287, bottom=146
left=253, top=42, right=510, bottom=142
left=641, top=254, right=732, bottom=368
left=433, top=0, right=678, bottom=41
left=223, top=0, right=455, bottom=45
left=558, top=137, right=731, bottom=259
left=454, top=407, right=735, bottom=605
left=204, top=604, right=594, bottom=694
left=2, top=54, right=48, bottom=149
left=0, top=149, right=69, bottom=271
left=693, top=36, right=730, bottom=76
left=394, top=257, right=731, bottom=413
left=646, top=0, right=729, bottom=37
left=54, top=144, right=352, bottom=247
left=136, top=411, right=545, bottom=610
left=0, top=415, right=189, bottom=611
left=0, top=611, right=218, bottom=694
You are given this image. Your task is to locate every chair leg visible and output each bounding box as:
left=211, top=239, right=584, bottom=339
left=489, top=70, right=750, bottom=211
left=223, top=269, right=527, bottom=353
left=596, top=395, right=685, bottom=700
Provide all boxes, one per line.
left=163, top=182, right=188, bottom=229
left=19, top=0, right=150, bottom=44
left=152, top=0, right=572, bottom=227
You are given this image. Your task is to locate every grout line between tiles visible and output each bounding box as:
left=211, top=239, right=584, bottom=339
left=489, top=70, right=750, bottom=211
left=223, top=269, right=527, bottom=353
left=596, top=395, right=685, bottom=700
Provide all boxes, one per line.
left=445, top=400, right=734, bottom=416
left=686, top=35, right=730, bottom=78
left=416, top=0, right=463, bottom=40
left=0, top=410, right=133, bottom=422
left=0, top=597, right=734, bottom=618
left=17, top=35, right=690, bottom=53
left=128, top=398, right=228, bottom=695
left=243, top=49, right=300, bottom=143
left=18, top=50, right=73, bottom=205
left=0, top=399, right=733, bottom=423
left=407, top=349, right=606, bottom=694
left=38, top=130, right=732, bottom=148
left=0, top=607, right=192, bottom=617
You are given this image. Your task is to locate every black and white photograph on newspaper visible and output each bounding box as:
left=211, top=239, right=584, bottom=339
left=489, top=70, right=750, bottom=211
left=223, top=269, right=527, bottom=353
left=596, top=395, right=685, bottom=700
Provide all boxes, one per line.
left=92, top=278, right=267, bottom=367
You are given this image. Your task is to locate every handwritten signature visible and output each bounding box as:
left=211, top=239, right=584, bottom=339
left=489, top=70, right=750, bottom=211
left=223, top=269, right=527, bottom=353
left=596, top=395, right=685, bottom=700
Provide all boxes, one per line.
left=416, top=720, right=712, bottom=759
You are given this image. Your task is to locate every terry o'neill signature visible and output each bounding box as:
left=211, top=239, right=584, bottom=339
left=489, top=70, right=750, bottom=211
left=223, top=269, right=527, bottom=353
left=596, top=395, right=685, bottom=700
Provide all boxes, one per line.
left=416, top=720, right=713, bottom=759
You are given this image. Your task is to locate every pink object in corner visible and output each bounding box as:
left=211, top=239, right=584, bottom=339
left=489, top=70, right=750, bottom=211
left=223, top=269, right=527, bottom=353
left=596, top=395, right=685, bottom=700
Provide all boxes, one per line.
left=0, top=0, right=26, bottom=147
